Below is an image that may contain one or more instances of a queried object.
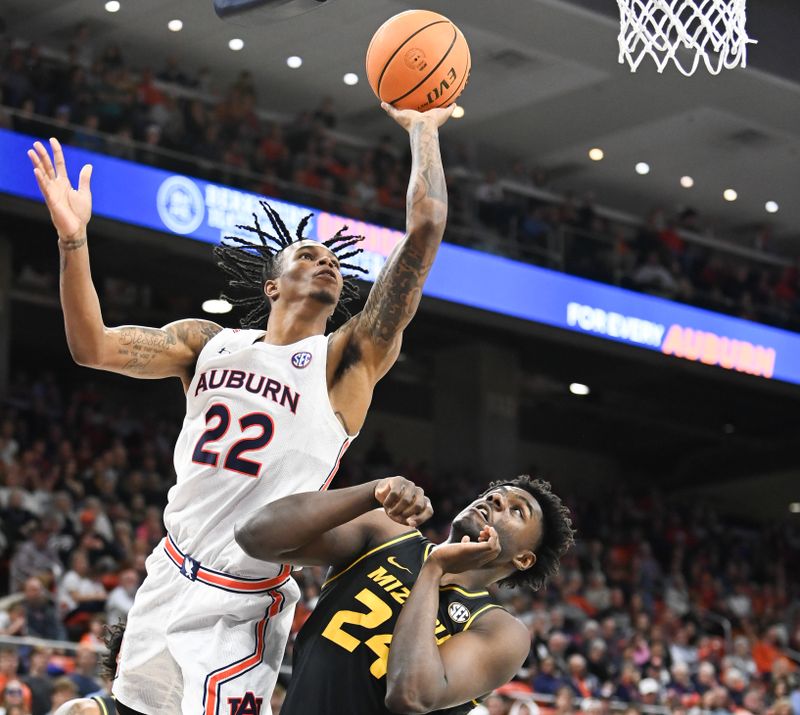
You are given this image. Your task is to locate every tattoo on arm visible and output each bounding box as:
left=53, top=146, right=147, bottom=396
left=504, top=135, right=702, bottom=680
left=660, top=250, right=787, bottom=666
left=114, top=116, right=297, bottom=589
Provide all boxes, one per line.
left=359, top=244, right=430, bottom=345
left=116, top=327, right=178, bottom=374
left=408, top=121, right=447, bottom=209
left=358, top=121, right=446, bottom=346
left=58, top=237, right=87, bottom=273
left=115, top=321, right=221, bottom=375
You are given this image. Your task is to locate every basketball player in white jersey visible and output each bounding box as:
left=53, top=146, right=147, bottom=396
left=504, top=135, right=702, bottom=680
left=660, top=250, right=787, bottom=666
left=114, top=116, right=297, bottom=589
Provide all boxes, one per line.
left=27, top=100, right=454, bottom=715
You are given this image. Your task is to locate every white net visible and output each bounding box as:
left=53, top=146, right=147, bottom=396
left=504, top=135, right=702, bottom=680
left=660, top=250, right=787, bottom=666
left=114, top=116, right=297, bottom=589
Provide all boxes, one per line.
left=617, top=0, right=756, bottom=76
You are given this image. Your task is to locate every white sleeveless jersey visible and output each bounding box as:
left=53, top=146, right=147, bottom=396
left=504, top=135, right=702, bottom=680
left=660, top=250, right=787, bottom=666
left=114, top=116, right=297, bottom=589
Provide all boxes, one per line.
left=165, top=328, right=355, bottom=578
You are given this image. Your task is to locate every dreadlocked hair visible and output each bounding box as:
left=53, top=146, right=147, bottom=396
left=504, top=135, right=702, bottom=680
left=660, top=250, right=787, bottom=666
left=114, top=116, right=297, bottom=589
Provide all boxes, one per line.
left=101, top=620, right=126, bottom=679
left=213, top=200, right=368, bottom=329
left=481, top=475, right=576, bottom=591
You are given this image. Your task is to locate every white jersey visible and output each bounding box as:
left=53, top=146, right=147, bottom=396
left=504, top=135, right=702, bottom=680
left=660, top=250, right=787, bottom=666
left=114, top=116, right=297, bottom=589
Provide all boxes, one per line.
left=165, top=328, right=355, bottom=578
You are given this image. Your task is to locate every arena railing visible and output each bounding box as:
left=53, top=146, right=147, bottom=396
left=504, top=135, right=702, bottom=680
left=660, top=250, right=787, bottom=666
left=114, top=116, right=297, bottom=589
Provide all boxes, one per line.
left=494, top=176, right=790, bottom=268
left=0, top=633, right=106, bottom=655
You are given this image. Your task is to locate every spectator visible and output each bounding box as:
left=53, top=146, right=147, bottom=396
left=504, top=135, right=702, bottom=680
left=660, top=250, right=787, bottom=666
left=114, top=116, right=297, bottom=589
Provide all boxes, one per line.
left=0, top=679, right=32, bottom=715
left=1, top=489, right=36, bottom=548
left=631, top=250, right=678, bottom=297
left=637, top=677, right=660, bottom=707
left=9, top=522, right=62, bottom=593
left=68, top=648, right=100, bottom=698
left=552, top=685, right=577, bottom=715
left=668, top=661, right=695, bottom=698
left=105, top=568, right=139, bottom=624
left=22, top=648, right=52, bottom=715
left=57, top=551, right=106, bottom=634
left=46, top=677, right=78, bottom=715
left=533, top=656, right=563, bottom=696
left=0, top=650, right=19, bottom=695
left=22, top=578, right=65, bottom=642
left=566, top=655, right=598, bottom=700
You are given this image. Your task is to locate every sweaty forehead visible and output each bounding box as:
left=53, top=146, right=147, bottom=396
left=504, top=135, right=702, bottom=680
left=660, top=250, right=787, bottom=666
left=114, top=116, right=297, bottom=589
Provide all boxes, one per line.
left=287, top=239, right=337, bottom=259
left=490, top=486, right=542, bottom=515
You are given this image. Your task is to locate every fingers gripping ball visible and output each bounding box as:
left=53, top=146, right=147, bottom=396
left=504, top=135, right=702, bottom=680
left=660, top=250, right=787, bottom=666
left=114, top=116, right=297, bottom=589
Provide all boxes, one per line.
left=366, top=9, right=471, bottom=111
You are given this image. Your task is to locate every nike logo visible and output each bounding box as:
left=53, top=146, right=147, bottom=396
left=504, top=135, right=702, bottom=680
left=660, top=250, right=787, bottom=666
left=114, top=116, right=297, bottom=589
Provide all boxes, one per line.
left=387, top=556, right=411, bottom=573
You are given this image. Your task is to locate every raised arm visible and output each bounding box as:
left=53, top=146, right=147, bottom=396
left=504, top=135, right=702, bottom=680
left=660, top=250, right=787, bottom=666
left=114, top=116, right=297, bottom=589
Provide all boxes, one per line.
left=385, top=528, right=530, bottom=714
left=352, top=103, right=454, bottom=379
left=28, top=138, right=221, bottom=389
left=234, top=476, right=432, bottom=568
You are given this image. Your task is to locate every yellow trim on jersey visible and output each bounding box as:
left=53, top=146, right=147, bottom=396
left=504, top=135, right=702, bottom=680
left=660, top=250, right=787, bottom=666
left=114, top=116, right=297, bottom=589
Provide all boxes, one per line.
left=323, top=531, right=421, bottom=589
left=91, top=696, right=110, bottom=715
left=439, top=584, right=490, bottom=598
left=463, top=603, right=504, bottom=630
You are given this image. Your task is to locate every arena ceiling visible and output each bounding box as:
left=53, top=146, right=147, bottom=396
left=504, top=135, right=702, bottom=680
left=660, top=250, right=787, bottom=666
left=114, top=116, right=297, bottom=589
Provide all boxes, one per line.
left=4, top=0, right=800, bottom=246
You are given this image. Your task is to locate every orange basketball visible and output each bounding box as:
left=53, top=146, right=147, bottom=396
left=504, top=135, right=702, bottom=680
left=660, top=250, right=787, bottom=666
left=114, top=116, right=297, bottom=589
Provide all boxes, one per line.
left=366, top=9, right=471, bottom=112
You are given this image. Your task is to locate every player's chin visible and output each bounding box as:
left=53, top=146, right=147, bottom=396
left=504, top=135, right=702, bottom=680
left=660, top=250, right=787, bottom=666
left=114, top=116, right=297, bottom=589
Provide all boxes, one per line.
left=309, top=288, right=339, bottom=306
left=451, top=513, right=482, bottom=541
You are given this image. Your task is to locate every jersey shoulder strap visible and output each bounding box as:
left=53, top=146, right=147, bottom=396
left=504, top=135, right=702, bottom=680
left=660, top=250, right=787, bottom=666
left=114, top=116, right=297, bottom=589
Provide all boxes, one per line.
left=90, top=694, right=116, bottom=715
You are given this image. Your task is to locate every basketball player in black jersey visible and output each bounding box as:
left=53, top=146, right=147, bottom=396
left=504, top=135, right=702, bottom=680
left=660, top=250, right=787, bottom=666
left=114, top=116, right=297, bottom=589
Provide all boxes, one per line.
left=54, top=694, right=116, bottom=715
left=235, top=474, right=574, bottom=714
left=53, top=624, right=124, bottom=714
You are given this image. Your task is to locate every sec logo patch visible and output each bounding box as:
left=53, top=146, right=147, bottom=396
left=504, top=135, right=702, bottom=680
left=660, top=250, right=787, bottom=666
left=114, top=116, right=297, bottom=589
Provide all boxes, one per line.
left=291, top=351, right=312, bottom=369
left=448, top=601, right=470, bottom=624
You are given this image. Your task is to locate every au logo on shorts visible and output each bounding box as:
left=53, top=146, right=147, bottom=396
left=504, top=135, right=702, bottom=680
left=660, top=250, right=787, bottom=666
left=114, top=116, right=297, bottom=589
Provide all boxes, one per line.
left=291, top=351, right=312, bottom=369
left=227, top=692, right=263, bottom=715
left=448, top=601, right=471, bottom=624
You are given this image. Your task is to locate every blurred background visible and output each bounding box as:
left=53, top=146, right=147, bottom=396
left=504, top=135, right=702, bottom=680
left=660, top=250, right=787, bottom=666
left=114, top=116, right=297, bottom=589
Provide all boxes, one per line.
left=0, top=1, right=798, bottom=713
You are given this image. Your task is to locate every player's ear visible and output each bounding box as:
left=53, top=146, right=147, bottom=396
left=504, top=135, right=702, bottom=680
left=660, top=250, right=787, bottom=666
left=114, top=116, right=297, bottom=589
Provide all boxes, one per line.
left=512, top=549, right=535, bottom=571
left=264, top=279, right=279, bottom=302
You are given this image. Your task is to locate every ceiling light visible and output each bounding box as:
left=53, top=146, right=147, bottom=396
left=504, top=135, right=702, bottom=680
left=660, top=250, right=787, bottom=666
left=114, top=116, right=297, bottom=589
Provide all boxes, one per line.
left=680, top=175, right=694, bottom=188
left=202, top=299, right=232, bottom=314
left=105, top=1, right=120, bottom=11
left=168, top=19, right=183, bottom=32
left=790, top=502, right=800, bottom=514
left=452, top=105, right=465, bottom=119
left=588, top=148, right=604, bottom=161
left=723, top=189, right=738, bottom=202
left=765, top=201, right=779, bottom=214
left=343, top=73, right=359, bottom=86
left=229, top=38, right=244, bottom=51
left=635, top=162, right=650, bottom=175
left=569, top=382, right=590, bottom=396
left=286, top=55, right=303, bottom=69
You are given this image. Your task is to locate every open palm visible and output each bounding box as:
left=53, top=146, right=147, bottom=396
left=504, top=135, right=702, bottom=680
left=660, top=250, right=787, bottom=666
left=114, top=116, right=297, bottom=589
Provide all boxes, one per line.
left=28, top=138, right=93, bottom=240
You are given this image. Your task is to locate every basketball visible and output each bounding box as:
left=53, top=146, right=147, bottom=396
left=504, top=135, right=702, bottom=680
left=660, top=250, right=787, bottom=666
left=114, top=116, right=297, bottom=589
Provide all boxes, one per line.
left=366, top=9, right=471, bottom=112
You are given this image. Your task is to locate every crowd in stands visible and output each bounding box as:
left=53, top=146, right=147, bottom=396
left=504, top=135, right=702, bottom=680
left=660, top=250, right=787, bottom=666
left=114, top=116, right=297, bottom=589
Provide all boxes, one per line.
left=1, top=25, right=800, bottom=332
left=0, top=371, right=797, bottom=714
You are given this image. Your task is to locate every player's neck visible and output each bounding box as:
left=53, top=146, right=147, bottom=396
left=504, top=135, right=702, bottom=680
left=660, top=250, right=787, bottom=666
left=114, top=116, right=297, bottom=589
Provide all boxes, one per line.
left=262, top=301, right=330, bottom=345
left=439, top=568, right=500, bottom=592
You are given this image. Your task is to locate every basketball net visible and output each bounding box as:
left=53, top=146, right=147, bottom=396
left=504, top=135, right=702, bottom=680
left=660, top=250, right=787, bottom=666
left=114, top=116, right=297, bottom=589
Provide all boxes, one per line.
left=616, top=0, right=756, bottom=76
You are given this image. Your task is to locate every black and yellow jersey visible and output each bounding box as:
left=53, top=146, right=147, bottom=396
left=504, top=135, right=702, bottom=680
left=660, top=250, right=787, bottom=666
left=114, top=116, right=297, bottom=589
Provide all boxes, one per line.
left=90, top=694, right=116, bottom=714
left=282, top=530, right=504, bottom=715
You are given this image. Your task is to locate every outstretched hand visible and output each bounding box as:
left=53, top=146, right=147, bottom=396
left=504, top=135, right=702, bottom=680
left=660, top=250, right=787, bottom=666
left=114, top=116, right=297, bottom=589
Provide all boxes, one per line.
left=374, top=476, right=433, bottom=528
left=381, top=101, right=455, bottom=131
left=27, top=138, right=93, bottom=241
left=428, top=525, right=501, bottom=575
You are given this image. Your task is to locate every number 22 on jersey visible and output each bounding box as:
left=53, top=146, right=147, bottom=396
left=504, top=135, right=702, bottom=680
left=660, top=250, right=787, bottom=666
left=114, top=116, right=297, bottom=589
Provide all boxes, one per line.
left=191, top=403, right=275, bottom=477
